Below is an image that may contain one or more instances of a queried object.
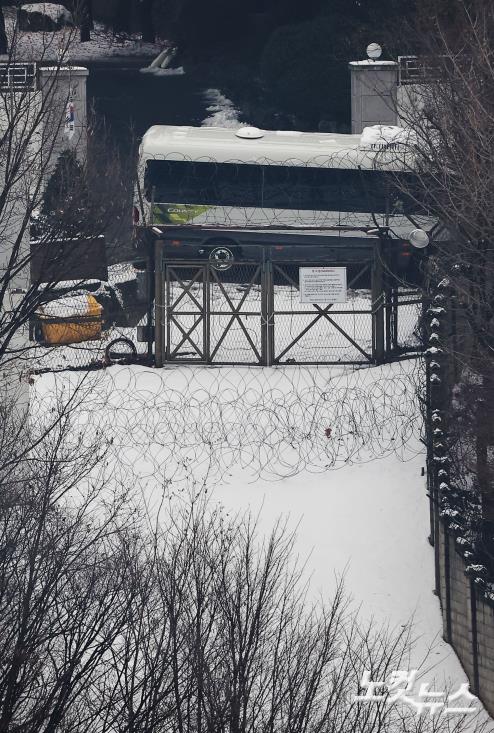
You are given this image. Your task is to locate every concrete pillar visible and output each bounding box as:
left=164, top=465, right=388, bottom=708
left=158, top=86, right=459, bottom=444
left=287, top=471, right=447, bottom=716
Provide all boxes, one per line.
left=0, top=65, right=88, bottom=413
left=0, top=64, right=41, bottom=404
left=38, top=65, right=89, bottom=172
left=349, top=60, right=398, bottom=134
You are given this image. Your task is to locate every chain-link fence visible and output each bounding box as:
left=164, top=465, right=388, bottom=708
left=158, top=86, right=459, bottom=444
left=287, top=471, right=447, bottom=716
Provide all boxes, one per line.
left=155, top=242, right=424, bottom=367
left=384, top=286, right=424, bottom=358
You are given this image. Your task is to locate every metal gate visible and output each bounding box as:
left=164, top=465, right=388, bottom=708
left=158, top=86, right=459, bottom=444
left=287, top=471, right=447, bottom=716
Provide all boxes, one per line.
left=268, top=261, right=375, bottom=365
left=155, top=248, right=423, bottom=367
left=162, top=262, right=265, bottom=364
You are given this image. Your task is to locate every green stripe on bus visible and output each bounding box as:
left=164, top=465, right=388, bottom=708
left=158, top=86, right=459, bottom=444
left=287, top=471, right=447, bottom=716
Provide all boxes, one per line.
left=153, top=204, right=212, bottom=224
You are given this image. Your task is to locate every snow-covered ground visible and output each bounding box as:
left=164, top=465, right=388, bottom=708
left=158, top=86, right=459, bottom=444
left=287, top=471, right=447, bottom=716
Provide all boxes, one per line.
left=3, top=7, right=164, bottom=61
left=202, top=89, right=243, bottom=127
left=140, top=65, right=185, bottom=77
left=31, top=333, right=492, bottom=725
left=19, top=3, right=73, bottom=25
left=32, top=359, right=490, bottom=719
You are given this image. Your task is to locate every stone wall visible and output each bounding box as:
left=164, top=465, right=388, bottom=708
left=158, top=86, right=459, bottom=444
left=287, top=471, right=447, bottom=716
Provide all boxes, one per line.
left=426, top=280, right=494, bottom=718
left=435, top=518, right=494, bottom=716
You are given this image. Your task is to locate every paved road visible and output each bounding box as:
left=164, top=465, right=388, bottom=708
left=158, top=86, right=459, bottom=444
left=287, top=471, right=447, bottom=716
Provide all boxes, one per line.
left=85, top=59, right=215, bottom=261
left=86, top=59, right=210, bottom=145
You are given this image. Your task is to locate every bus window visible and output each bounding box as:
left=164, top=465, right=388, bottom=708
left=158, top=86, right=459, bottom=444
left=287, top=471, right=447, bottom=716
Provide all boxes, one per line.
left=215, top=163, right=261, bottom=207
left=144, top=159, right=399, bottom=214
left=260, top=166, right=341, bottom=210
left=389, top=172, right=427, bottom=215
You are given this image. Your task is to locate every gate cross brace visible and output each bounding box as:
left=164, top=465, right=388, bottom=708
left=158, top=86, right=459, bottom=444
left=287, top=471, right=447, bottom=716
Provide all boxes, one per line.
left=209, top=265, right=262, bottom=362
left=168, top=267, right=204, bottom=311
left=272, top=263, right=372, bottom=362
left=168, top=314, right=205, bottom=359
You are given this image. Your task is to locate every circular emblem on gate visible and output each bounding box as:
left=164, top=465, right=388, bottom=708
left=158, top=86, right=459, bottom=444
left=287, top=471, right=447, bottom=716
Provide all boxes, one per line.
left=209, top=246, right=234, bottom=270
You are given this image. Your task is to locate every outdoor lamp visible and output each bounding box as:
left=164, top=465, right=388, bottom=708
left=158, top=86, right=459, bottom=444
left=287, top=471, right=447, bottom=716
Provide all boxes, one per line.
left=409, top=229, right=430, bottom=249
left=366, top=43, right=382, bottom=61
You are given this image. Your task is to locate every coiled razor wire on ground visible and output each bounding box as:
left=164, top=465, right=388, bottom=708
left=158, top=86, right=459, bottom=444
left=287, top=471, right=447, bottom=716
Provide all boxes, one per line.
left=32, top=360, right=424, bottom=497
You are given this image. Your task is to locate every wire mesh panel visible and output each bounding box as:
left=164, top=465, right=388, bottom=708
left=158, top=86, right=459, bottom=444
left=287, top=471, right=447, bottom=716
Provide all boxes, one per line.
left=164, top=263, right=264, bottom=364
left=208, top=263, right=263, bottom=364
left=270, top=262, right=374, bottom=365
left=165, top=265, right=207, bottom=361
left=385, top=287, right=424, bottom=356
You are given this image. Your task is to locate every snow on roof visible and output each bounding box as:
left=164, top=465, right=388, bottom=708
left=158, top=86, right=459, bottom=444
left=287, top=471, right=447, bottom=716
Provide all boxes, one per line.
left=6, top=15, right=163, bottom=62
left=39, top=293, right=99, bottom=318
left=140, top=66, right=184, bottom=77
left=360, top=124, right=414, bottom=146
left=140, top=125, right=407, bottom=170
left=202, top=89, right=241, bottom=129
left=349, top=60, right=397, bottom=67
left=359, top=125, right=417, bottom=161
left=20, top=3, right=72, bottom=21
left=40, top=65, right=88, bottom=72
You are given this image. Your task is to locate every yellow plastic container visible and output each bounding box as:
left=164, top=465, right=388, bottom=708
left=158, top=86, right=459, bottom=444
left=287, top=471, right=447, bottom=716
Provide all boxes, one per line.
left=38, top=294, right=102, bottom=345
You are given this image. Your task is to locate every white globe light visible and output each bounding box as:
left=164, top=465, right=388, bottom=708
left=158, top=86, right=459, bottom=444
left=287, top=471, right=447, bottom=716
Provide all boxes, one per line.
left=409, top=229, right=430, bottom=249
left=366, top=43, right=382, bottom=60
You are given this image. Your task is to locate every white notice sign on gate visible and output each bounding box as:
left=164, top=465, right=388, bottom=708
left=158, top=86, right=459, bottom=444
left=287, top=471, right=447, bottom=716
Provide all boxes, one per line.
left=299, top=267, right=347, bottom=304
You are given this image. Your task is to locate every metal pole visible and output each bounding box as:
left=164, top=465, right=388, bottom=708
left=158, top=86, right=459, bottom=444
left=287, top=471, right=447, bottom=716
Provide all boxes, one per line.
left=154, top=239, right=163, bottom=368
left=267, top=259, right=275, bottom=366
left=205, top=265, right=210, bottom=363
left=444, top=531, right=452, bottom=643
left=261, top=254, right=274, bottom=366
left=146, top=240, right=155, bottom=363
left=261, top=258, right=267, bottom=366
left=470, top=577, right=480, bottom=695
left=372, top=242, right=385, bottom=364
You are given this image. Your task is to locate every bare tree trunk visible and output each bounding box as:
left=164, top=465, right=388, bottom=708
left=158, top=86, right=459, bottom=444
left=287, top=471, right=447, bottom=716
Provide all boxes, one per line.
left=78, top=0, right=93, bottom=40
left=113, top=0, right=132, bottom=34
left=139, top=0, right=156, bottom=43
left=0, top=7, right=7, bottom=55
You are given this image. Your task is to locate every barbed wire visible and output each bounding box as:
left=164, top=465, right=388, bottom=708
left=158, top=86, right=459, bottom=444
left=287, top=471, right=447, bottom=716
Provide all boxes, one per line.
left=138, top=149, right=421, bottom=232
left=1, top=139, right=428, bottom=503
left=31, top=359, right=424, bottom=499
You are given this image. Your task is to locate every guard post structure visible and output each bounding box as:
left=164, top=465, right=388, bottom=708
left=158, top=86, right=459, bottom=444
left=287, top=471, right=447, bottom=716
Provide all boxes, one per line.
left=349, top=59, right=398, bottom=134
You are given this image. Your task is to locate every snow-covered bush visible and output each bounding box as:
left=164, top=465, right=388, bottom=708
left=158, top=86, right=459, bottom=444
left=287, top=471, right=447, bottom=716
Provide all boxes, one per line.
left=18, top=3, right=74, bottom=31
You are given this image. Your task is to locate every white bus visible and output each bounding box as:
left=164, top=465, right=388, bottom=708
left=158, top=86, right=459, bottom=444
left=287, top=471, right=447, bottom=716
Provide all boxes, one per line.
left=134, top=124, right=430, bottom=266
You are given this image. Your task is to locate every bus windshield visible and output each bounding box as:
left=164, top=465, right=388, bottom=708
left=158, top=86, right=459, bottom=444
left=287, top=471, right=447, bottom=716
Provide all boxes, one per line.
left=144, top=159, right=421, bottom=215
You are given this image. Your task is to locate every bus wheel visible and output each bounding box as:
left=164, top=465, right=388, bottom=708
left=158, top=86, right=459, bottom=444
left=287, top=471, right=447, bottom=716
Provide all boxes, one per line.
left=104, top=337, right=138, bottom=364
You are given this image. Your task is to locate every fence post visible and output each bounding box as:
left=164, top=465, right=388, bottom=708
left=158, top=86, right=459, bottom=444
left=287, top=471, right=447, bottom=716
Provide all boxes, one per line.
left=470, top=577, right=480, bottom=695
left=154, top=239, right=164, bottom=368
left=261, top=257, right=274, bottom=366
left=443, top=529, right=452, bottom=642
left=204, top=265, right=211, bottom=363
left=424, top=294, right=440, bottom=595
left=267, top=259, right=274, bottom=366
left=146, top=244, right=155, bottom=364
left=383, top=272, right=391, bottom=358
left=427, top=281, right=452, bottom=640
left=372, top=242, right=385, bottom=363
left=391, top=286, right=399, bottom=351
